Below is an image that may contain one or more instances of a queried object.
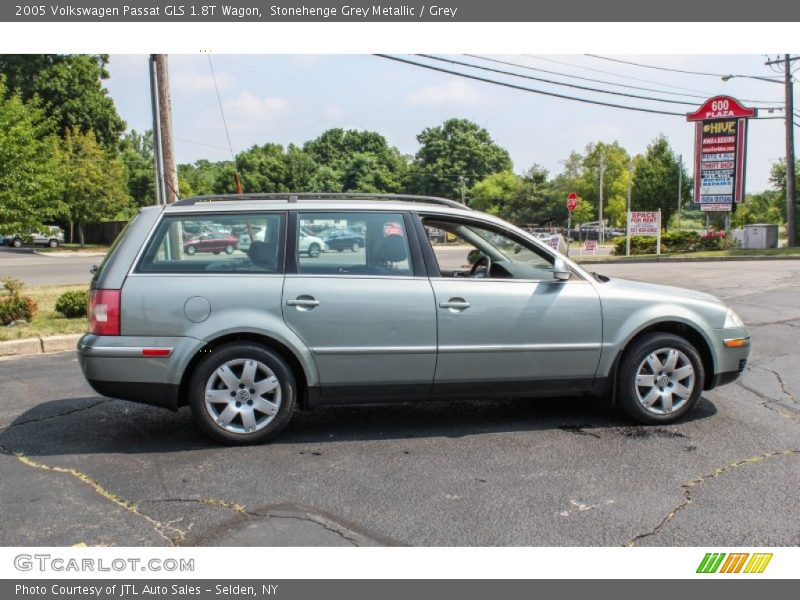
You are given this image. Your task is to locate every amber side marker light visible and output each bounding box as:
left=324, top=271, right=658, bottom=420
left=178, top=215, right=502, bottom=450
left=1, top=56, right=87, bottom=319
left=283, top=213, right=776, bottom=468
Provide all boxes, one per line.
left=724, top=337, right=750, bottom=349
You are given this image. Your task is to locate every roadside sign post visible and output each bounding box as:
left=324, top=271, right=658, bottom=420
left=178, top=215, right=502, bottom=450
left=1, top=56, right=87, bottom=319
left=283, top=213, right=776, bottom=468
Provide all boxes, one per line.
left=566, top=193, right=578, bottom=257
left=686, top=96, right=755, bottom=219
left=628, top=210, right=661, bottom=255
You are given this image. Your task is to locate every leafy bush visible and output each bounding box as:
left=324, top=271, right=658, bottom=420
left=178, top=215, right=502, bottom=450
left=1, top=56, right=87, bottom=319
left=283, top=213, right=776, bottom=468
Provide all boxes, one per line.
left=2, top=277, right=25, bottom=297
left=0, top=295, right=38, bottom=325
left=55, top=289, right=89, bottom=318
left=613, top=231, right=737, bottom=255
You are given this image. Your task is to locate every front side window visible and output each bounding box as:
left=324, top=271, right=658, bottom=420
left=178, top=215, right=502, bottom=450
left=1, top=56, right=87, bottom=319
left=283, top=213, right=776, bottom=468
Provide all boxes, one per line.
left=423, top=217, right=555, bottom=280
left=137, top=213, right=285, bottom=273
left=297, top=212, right=413, bottom=276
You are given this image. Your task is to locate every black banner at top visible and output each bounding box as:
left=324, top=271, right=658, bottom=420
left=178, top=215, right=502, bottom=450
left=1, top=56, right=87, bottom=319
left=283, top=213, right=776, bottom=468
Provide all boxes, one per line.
left=2, top=0, right=799, bottom=22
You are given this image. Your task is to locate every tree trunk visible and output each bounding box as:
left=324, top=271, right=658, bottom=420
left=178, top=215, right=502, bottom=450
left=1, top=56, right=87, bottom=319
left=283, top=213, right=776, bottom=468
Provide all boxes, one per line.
left=69, top=221, right=74, bottom=244
left=78, top=222, right=85, bottom=248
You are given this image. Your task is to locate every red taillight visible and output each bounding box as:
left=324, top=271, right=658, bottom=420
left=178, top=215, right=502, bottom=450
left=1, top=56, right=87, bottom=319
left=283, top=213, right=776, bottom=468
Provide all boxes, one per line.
left=89, top=289, right=121, bottom=336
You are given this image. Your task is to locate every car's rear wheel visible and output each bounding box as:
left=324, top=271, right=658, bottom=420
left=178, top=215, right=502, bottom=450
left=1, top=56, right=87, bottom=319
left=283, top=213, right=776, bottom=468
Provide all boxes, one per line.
left=225, top=244, right=235, bottom=254
left=616, top=332, right=704, bottom=424
left=186, top=245, right=197, bottom=255
left=48, top=239, right=59, bottom=248
left=308, top=243, right=321, bottom=258
left=12, top=238, right=22, bottom=248
left=188, top=343, right=296, bottom=445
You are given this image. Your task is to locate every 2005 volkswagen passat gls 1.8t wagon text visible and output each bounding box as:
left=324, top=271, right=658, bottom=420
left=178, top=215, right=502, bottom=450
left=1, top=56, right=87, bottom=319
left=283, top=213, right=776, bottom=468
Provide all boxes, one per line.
left=77, top=193, right=750, bottom=444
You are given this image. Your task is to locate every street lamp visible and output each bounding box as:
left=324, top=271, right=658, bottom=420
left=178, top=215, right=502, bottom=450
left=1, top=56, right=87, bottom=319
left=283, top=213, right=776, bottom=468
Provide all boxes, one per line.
left=722, top=57, right=796, bottom=246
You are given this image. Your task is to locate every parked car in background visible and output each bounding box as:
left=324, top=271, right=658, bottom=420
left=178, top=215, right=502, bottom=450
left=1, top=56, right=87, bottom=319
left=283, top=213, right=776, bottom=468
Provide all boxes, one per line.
left=298, top=229, right=327, bottom=258
left=183, top=232, right=239, bottom=255
left=78, top=193, right=750, bottom=445
left=4, top=226, right=64, bottom=248
left=320, top=228, right=365, bottom=252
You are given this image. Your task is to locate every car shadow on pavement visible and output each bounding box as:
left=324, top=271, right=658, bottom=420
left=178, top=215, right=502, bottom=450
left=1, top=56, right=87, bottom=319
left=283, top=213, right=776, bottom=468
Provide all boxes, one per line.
left=0, top=393, right=717, bottom=457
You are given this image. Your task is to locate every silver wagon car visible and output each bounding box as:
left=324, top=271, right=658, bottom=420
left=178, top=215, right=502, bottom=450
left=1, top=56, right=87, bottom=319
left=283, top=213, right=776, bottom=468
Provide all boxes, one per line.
left=77, top=194, right=750, bottom=444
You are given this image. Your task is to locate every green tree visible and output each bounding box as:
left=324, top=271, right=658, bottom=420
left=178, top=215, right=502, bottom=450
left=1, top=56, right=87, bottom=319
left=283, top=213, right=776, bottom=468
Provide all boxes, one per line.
left=469, top=171, right=521, bottom=216
left=119, top=129, right=156, bottom=208
left=0, top=54, right=125, bottom=148
left=631, top=135, right=690, bottom=230
left=179, top=159, right=230, bottom=196
left=60, top=128, right=131, bottom=245
left=0, top=80, right=65, bottom=236
left=409, top=118, right=512, bottom=200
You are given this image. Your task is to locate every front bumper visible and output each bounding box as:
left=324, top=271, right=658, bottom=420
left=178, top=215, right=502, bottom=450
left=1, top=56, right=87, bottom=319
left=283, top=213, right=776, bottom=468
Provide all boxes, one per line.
left=77, top=334, right=205, bottom=410
left=705, top=326, right=750, bottom=390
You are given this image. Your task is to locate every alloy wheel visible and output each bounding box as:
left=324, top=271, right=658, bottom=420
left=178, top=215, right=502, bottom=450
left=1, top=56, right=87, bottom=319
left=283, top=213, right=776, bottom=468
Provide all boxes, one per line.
left=634, top=347, right=695, bottom=415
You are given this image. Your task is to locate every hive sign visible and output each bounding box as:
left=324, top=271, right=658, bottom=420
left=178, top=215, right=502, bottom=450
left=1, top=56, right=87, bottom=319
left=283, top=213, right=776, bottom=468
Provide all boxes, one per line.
left=686, top=96, right=756, bottom=212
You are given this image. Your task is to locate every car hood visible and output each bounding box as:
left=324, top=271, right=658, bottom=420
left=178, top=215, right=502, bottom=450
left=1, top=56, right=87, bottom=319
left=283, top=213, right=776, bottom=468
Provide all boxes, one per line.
left=598, top=275, right=722, bottom=305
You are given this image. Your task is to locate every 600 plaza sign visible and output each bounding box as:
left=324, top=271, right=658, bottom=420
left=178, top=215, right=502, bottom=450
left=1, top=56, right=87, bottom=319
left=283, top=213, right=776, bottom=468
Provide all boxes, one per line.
left=687, top=96, right=755, bottom=212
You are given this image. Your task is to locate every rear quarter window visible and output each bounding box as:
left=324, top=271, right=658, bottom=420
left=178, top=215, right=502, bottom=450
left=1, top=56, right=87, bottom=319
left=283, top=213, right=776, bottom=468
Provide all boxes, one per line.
left=136, top=213, right=286, bottom=274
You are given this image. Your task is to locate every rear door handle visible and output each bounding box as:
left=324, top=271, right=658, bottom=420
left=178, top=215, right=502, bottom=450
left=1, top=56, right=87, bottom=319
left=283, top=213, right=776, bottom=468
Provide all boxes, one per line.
left=439, top=299, right=471, bottom=310
left=286, top=297, right=320, bottom=310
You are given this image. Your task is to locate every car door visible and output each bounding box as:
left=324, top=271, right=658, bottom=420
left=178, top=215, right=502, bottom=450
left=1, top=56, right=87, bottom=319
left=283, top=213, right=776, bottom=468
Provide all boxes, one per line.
left=282, top=211, right=436, bottom=396
left=419, top=215, right=603, bottom=394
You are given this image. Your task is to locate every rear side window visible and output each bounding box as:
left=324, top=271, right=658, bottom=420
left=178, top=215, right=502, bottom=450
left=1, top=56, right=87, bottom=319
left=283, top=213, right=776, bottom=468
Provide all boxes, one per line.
left=137, top=213, right=285, bottom=273
left=297, top=212, right=413, bottom=276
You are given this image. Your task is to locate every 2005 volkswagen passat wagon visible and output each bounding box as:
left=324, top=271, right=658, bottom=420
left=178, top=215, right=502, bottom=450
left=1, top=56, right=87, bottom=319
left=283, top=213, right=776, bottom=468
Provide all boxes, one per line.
left=78, top=193, right=750, bottom=444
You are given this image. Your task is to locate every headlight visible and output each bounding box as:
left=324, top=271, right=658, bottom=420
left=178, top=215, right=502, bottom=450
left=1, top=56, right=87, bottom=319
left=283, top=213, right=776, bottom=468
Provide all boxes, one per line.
left=724, top=308, right=744, bottom=328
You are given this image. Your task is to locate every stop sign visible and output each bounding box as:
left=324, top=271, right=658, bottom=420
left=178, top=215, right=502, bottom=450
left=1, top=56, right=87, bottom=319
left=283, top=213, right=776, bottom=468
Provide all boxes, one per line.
left=567, top=193, right=578, bottom=212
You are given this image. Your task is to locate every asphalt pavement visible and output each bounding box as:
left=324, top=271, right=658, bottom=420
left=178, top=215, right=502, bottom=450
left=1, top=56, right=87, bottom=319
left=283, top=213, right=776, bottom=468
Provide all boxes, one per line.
left=0, top=259, right=798, bottom=546
left=0, top=248, right=97, bottom=285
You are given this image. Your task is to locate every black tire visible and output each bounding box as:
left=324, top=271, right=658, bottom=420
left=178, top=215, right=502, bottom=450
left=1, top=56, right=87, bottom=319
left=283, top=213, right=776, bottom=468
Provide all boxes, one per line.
left=336, top=248, right=344, bottom=253
left=48, top=239, right=59, bottom=248
left=212, top=250, right=221, bottom=255
left=188, top=343, right=297, bottom=445
left=351, top=242, right=360, bottom=252
left=186, top=245, right=197, bottom=255
left=616, top=332, right=704, bottom=424
left=225, top=244, right=235, bottom=254
left=308, top=243, right=321, bottom=258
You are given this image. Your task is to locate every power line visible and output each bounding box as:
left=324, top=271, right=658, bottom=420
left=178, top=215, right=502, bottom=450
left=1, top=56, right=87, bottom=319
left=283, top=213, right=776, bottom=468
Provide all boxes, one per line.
left=585, top=54, right=784, bottom=81
left=419, top=54, right=699, bottom=107
left=175, top=137, right=231, bottom=152
left=375, top=54, right=684, bottom=116
left=207, top=55, right=237, bottom=164
left=523, top=54, right=782, bottom=105
left=465, top=54, right=714, bottom=100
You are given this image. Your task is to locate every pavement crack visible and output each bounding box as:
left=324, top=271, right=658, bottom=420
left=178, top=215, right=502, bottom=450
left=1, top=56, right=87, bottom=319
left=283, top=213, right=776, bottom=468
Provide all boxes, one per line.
left=625, top=448, right=800, bottom=547
left=0, top=400, right=111, bottom=433
left=0, top=446, right=187, bottom=546
left=141, top=497, right=376, bottom=546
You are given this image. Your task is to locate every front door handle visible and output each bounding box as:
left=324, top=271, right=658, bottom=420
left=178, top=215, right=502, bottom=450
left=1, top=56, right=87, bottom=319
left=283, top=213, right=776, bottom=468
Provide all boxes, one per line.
left=439, top=298, right=471, bottom=311
left=286, top=296, right=320, bottom=310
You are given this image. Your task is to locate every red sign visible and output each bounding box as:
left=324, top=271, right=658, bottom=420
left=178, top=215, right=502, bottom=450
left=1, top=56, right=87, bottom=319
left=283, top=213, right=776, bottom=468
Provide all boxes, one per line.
left=566, top=193, right=578, bottom=212
left=686, top=96, right=757, bottom=122
left=687, top=96, right=754, bottom=212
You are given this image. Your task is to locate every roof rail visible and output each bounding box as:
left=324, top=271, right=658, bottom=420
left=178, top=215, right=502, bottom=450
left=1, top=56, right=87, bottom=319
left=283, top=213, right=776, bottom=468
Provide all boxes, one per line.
left=172, top=192, right=469, bottom=210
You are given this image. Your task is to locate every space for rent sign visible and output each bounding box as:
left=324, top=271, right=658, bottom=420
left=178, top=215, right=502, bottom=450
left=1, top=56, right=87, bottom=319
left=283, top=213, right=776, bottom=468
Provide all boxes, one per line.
left=628, top=211, right=660, bottom=235
left=687, top=96, right=755, bottom=212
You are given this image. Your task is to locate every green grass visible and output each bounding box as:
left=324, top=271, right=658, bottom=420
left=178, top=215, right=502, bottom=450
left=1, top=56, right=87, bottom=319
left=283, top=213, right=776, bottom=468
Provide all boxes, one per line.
left=36, top=243, right=110, bottom=253
left=0, top=284, right=88, bottom=342
left=574, top=246, right=800, bottom=262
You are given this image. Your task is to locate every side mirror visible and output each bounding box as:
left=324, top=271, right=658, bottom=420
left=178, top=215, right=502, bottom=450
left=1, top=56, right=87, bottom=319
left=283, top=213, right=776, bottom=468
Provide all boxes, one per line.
left=553, top=257, right=571, bottom=281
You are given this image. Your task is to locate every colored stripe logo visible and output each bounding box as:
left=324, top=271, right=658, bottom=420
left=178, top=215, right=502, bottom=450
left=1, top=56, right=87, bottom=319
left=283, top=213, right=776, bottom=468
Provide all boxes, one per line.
left=697, top=552, right=772, bottom=574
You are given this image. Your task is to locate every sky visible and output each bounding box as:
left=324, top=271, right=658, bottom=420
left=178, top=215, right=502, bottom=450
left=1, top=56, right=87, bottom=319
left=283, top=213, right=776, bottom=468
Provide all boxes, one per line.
left=105, top=54, right=792, bottom=193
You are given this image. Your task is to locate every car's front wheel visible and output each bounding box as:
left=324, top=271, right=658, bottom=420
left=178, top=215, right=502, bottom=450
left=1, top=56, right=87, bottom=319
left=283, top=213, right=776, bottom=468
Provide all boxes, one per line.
left=189, top=343, right=296, bottom=445
left=186, top=245, right=197, bottom=255
left=225, top=244, right=235, bottom=254
left=616, top=332, right=704, bottom=424
left=308, top=243, right=321, bottom=258
left=351, top=241, right=360, bottom=252
left=12, top=238, right=22, bottom=248
left=48, top=239, right=59, bottom=248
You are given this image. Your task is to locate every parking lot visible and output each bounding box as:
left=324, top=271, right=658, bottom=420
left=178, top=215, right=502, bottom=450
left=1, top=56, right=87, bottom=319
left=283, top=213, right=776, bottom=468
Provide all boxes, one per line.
left=1, top=259, right=798, bottom=546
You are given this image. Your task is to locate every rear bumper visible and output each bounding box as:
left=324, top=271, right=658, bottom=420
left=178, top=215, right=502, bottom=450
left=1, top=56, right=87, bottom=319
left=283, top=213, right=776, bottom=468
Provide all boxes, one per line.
left=77, top=333, right=205, bottom=410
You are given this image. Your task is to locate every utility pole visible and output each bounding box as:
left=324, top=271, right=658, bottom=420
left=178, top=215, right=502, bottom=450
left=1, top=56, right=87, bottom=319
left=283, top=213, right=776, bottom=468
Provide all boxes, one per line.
left=598, top=150, right=605, bottom=244
left=459, top=175, right=469, bottom=205
left=148, top=56, right=165, bottom=205
left=677, top=154, right=683, bottom=231
left=152, top=54, right=179, bottom=204
left=625, top=158, right=632, bottom=257
left=764, top=54, right=798, bottom=246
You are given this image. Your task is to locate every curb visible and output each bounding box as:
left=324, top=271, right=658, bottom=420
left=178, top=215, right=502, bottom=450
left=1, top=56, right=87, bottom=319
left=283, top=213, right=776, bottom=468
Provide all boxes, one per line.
left=0, top=333, right=81, bottom=358
left=33, top=251, right=107, bottom=258
left=573, top=255, right=800, bottom=265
